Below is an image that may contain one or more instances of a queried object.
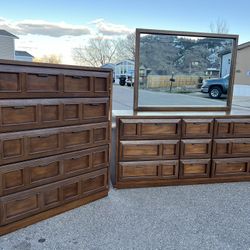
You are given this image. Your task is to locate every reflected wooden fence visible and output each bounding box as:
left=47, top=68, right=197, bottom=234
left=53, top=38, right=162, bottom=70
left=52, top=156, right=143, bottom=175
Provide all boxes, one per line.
left=147, top=75, right=207, bottom=88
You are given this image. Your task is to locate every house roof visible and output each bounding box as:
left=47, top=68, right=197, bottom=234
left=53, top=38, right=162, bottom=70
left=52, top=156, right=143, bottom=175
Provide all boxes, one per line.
left=101, top=63, right=115, bottom=69
left=15, top=50, right=34, bottom=58
left=238, top=41, right=250, bottom=50
left=0, top=29, right=18, bottom=39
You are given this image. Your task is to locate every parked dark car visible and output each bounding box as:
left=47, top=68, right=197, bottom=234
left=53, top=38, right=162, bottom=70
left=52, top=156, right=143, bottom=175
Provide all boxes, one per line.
left=201, top=74, right=229, bottom=98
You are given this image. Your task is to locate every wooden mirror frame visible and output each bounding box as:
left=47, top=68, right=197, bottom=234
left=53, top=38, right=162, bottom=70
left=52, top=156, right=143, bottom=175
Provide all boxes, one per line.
left=134, top=28, right=239, bottom=111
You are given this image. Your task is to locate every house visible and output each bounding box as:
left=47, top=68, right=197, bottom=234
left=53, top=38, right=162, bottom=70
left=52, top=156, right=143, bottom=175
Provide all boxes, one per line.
left=101, top=63, right=115, bottom=81
left=114, top=59, right=135, bottom=83
left=15, top=50, right=34, bottom=62
left=220, top=49, right=232, bottom=77
left=234, top=42, right=250, bottom=96
left=219, top=42, right=250, bottom=96
left=0, top=29, right=18, bottom=60
left=235, top=42, right=250, bottom=85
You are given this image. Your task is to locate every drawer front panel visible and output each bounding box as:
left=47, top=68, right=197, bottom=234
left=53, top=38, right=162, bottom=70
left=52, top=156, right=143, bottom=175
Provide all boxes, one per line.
left=0, top=169, right=108, bottom=225
left=213, top=138, right=250, bottom=158
left=0, top=72, right=20, bottom=93
left=119, top=160, right=179, bottom=180
left=26, top=74, right=58, bottom=92
left=0, top=98, right=109, bottom=132
left=119, top=140, right=179, bottom=161
left=0, top=145, right=108, bottom=196
left=180, top=159, right=211, bottom=178
left=0, top=122, right=109, bottom=165
left=64, top=75, right=91, bottom=93
left=214, top=119, right=250, bottom=138
left=120, top=119, right=181, bottom=139
left=181, top=139, right=212, bottom=158
left=0, top=64, right=111, bottom=98
left=2, top=193, right=40, bottom=225
left=2, top=106, right=37, bottom=125
left=83, top=103, right=108, bottom=121
left=182, top=119, right=213, bottom=138
left=212, top=158, right=250, bottom=177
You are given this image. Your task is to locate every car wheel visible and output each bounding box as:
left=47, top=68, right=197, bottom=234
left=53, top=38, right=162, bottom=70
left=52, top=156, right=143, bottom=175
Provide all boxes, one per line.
left=209, top=86, right=222, bottom=99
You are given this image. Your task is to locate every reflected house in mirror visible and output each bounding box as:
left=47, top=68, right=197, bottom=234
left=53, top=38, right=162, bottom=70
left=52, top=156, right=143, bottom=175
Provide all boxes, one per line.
left=134, top=28, right=238, bottom=111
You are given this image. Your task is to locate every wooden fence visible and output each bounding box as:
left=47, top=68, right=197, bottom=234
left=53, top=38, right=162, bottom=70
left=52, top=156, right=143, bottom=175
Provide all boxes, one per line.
left=146, top=75, right=206, bottom=88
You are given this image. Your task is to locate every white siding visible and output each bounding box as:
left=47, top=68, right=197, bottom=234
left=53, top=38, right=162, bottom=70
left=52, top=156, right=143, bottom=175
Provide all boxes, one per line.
left=221, top=53, right=231, bottom=77
left=0, top=36, right=15, bottom=60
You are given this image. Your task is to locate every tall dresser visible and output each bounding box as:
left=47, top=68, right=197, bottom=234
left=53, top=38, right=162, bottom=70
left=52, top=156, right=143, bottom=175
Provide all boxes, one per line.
left=0, top=60, right=112, bottom=235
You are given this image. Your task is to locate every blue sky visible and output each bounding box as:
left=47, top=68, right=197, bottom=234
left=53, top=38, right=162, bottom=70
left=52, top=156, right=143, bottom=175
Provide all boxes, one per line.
left=1, top=0, right=249, bottom=63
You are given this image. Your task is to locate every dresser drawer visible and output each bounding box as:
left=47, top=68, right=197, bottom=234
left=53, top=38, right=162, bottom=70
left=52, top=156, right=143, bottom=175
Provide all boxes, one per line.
left=119, top=140, right=179, bottom=161
left=213, top=138, right=250, bottom=158
left=0, top=145, right=108, bottom=196
left=182, top=119, right=213, bottom=138
left=119, top=160, right=179, bottom=180
left=181, top=139, right=212, bottom=159
left=0, top=122, right=109, bottom=165
left=212, top=158, right=250, bottom=177
left=0, top=65, right=111, bottom=98
left=0, top=98, right=109, bottom=132
left=120, top=118, right=181, bottom=139
left=214, top=118, right=250, bottom=138
left=0, top=169, right=108, bottom=226
left=0, top=72, right=21, bottom=93
left=26, top=73, right=59, bottom=93
left=0, top=99, right=109, bottom=128
left=179, top=159, right=211, bottom=178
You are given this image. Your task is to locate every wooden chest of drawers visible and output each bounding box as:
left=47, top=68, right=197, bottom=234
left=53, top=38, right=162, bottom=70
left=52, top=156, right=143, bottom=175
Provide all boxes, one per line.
left=0, top=61, right=112, bottom=235
left=114, top=115, right=250, bottom=188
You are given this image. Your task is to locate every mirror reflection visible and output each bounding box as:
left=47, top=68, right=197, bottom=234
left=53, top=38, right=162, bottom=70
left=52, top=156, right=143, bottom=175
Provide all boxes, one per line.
left=137, top=32, right=236, bottom=108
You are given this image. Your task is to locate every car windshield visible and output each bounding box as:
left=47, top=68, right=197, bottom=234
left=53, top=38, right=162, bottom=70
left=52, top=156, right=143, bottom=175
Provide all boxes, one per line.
left=223, top=74, right=229, bottom=79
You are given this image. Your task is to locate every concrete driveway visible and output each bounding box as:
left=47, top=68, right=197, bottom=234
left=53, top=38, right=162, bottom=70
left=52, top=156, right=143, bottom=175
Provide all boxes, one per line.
left=1, top=183, right=249, bottom=250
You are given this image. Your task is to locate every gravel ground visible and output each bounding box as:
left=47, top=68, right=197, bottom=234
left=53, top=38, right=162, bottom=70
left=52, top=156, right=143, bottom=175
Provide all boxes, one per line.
left=1, top=182, right=250, bottom=250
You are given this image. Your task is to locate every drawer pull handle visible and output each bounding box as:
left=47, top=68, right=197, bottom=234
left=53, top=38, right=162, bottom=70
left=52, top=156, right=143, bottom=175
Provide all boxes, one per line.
left=37, top=74, right=49, bottom=77
left=38, top=163, right=50, bottom=167
left=71, top=156, right=84, bottom=160
left=71, top=131, right=79, bottom=133
left=12, top=106, right=26, bottom=109
left=72, top=75, right=82, bottom=79
left=38, top=135, right=52, bottom=138
left=88, top=103, right=100, bottom=106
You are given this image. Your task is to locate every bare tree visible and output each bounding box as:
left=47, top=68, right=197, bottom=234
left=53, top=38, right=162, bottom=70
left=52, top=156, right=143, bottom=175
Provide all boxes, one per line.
left=116, top=32, right=136, bottom=61
left=72, top=36, right=118, bottom=67
left=210, top=18, right=229, bottom=34
left=33, top=54, right=62, bottom=64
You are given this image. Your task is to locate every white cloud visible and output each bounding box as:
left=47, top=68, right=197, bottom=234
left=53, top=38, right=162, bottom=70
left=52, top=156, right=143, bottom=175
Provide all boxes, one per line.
left=92, top=19, right=133, bottom=36
left=0, top=17, right=90, bottom=37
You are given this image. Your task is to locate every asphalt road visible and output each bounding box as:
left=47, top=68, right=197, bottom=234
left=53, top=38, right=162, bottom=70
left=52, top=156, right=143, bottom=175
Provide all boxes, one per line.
left=112, top=84, right=226, bottom=110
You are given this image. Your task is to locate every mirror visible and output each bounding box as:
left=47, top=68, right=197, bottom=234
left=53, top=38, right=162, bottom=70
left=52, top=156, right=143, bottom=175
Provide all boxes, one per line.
left=134, top=29, right=238, bottom=111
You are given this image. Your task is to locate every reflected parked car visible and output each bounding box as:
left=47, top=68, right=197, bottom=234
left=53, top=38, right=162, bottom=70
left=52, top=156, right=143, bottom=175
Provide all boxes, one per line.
left=201, top=74, right=229, bottom=98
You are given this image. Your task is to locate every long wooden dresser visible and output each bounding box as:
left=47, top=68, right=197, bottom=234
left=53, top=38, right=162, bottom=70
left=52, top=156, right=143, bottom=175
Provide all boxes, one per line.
left=112, top=110, right=250, bottom=188
left=0, top=60, right=112, bottom=235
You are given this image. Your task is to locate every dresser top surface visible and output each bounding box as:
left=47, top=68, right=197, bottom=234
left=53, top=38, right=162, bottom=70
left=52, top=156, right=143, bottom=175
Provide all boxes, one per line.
left=113, top=106, right=250, bottom=119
